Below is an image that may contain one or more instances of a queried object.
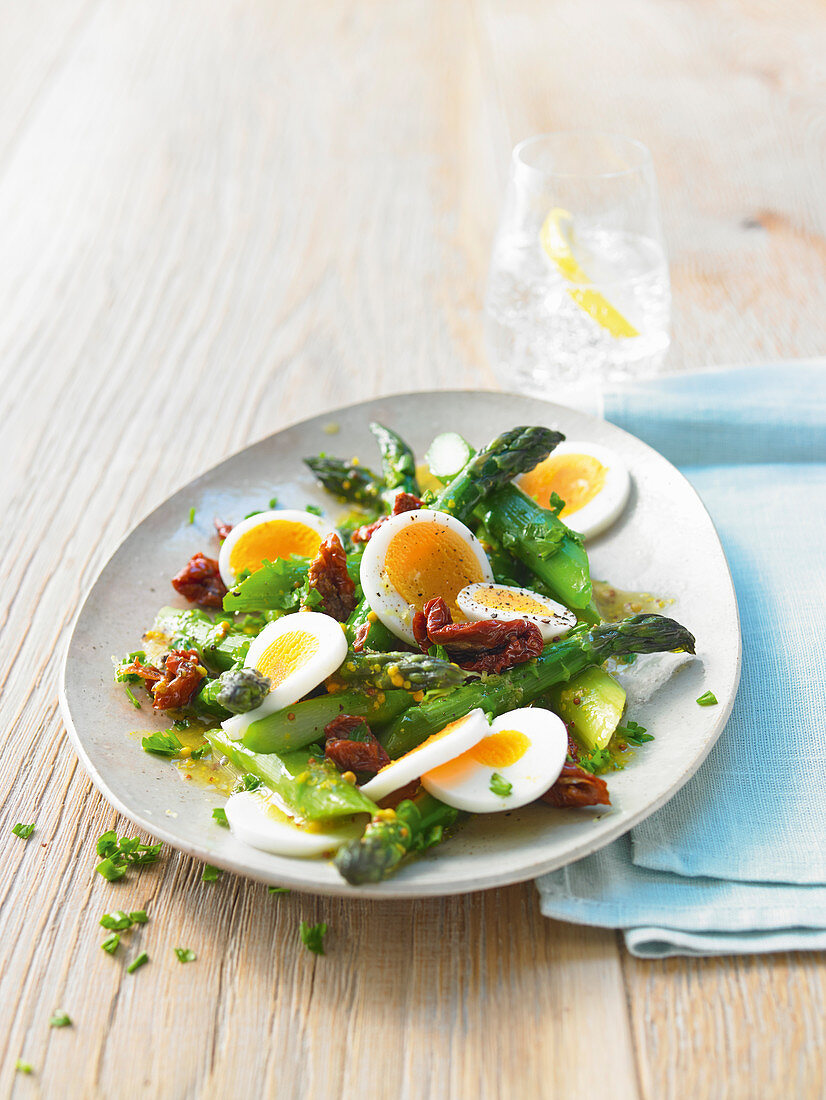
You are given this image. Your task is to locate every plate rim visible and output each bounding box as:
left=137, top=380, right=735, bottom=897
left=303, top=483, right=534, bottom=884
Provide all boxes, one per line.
left=59, top=388, right=742, bottom=898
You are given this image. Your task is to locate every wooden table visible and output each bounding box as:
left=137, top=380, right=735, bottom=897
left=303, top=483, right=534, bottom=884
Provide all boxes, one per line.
left=2, top=1, right=824, bottom=1095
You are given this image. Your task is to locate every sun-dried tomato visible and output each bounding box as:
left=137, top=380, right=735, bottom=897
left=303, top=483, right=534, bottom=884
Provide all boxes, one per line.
left=171, top=552, right=227, bottom=608
left=411, top=597, right=543, bottom=673
left=377, top=779, right=420, bottom=809
left=151, top=648, right=206, bottom=711
left=352, top=623, right=370, bottom=653
left=541, top=763, right=610, bottom=808
left=214, top=519, right=233, bottom=541
left=307, top=533, right=357, bottom=621
left=324, top=714, right=390, bottom=775
left=120, top=656, right=163, bottom=687
left=350, top=492, right=423, bottom=545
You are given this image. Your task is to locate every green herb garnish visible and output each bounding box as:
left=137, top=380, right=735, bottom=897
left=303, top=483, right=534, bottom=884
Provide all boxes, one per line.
left=578, top=745, right=615, bottom=774
left=212, top=807, right=229, bottom=827
left=616, top=720, right=654, bottom=745
left=174, top=948, right=196, bottom=963
left=100, top=910, right=134, bottom=931
left=238, top=774, right=263, bottom=793
left=299, top=920, right=327, bottom=955
left=15, top=1061, right=33, bottom=1075
left=141, top=730, right=182, bottom=756
left=188, top=506, right=196, bottom=524
left=124, top=685, right=141, bottom=709
left=305, top=503, right=323, bottom=517
left=268, top=886, right=290, bottom=895
left=101, top=932, right=121, bottom=954
left=489, top=773, right=513, bottom=798
left=96, top=857, right=128, bottom=882
left=12, top=822, right=35, bottom=840
left=49, top=1011, right=72, bottom=1028
left=202, top=864, right=221, bottom=882
left=696, top=691, right=718, bottom=706
left=130, top=910, right=149, bottom=924
left=190, top=744, right=211, bottom=760
left=95, top=832, right=162, bottom=880
left=268, top=497, right=279, bottom=509
left=127, top=952, right=149, bottom=974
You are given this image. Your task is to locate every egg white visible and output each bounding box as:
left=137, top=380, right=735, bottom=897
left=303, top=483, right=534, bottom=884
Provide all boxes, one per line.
left=359, top=708, right=489, bottom=801
left=359, top=509, right=493, bottom=645
left=456, top=582, right=577, bottom=642
left=421, top=707, right=568, bottom=812
left=222, top=612, right=347, bottom=741
left=225, top=790, right=363, bottom=857
left=516, top=441, right=631, bottom=541
left=218, top=509, right=334, bottom=587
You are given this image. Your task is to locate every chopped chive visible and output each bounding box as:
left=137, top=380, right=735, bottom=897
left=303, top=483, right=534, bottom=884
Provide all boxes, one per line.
left=12, top=822, right=35, bottom=840
left=268, top=497, right=279, bottom=509
left=212, top=807, right=229, bottom=827
left=268, top=886, right=290, bottom=895
left=243, top=510, right=262, bottom=520
left=100, top=910, right=133, bottom=931
left=101, top=931, right=121, bottom=954
left=305, top=503, right=323, bottom=517
left=96, top=857, right=127, bottom=882
left=489, top=773, right=513, bottom=798
left=96, top=830, right=118, bottom=857
left=15, top=1061, right=33, bottom=1075
left=49, top=1011, right=72, bottom=1028
left=299, top=920, right=327, bottom=955
left=129, top=910, right=149, bottom=924
left=141, top=730, right=182, bottom=756
left=174, top=948, right=196, bottom=963
left=202, top=864, right=221, bottom=882
left=696, top=691, right=718, bottom=706
left=127, top=952, right=149, bottom=974
left=188, top=506, right=196, bottom=524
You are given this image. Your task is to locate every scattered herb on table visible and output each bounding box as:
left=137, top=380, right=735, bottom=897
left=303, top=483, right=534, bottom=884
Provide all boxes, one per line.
left=127, top=952, right=149, bottom=974
left=268, top=886, right=290, bottom=895
left=12, top=822, right=35, bottom=840
left=100, top=910, right=134, bottom=931
left=202, top=864, right=221, bottom=882
left=300, top=920, right=327, bottom=955
left=174, top=948, right=196, bottom=963
left=101, top=932, right=121, bottom=955
left=49, top=1011, right=72, bottom=1028
left=15, top=1061, right=33, bottom=1075
left=95, top=830, right=163, bottom=881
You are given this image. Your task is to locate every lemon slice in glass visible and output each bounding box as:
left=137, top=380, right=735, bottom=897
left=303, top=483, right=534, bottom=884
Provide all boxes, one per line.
left=540, top=208, right=639, bottom=339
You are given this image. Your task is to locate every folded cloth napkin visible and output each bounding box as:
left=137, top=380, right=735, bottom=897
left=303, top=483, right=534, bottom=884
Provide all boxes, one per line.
left=536, top=362, right=826, bottom=957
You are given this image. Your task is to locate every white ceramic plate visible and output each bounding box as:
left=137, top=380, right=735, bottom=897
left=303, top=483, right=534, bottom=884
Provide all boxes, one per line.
left=60, top=391, right=740, bottom=898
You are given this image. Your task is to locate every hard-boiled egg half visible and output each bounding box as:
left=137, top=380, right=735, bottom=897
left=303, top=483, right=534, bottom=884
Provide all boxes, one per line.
left=359, top=510, right=493, bottom=645
left=421, top=707, right=568, bottom=812
left=457, top=582, right=577, bottom=642
left=224, top=789, right=363, bottom=857
left=222, top=612, right=347, bottom=740
left=516, top=441, right=630, bottom=540
left=218, top=508, right=334, bottom=587
left=360, top=708, right=489, bottom=801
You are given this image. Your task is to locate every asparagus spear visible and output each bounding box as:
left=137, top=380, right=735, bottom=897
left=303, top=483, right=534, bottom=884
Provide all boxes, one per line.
left=334, top=651, right=468, bottom=692
left=241, top=689, right=414, bottom=754
left=189, top=667, right=271, bottom=719
left=479, top=486, right=594, bottom=611
left=369, top=422, right=418, bottom=495
left=432, top=426, right=564, bottom=520
left=154, top=607, right=253, bottom=672
left=334, top=791, right=460, bottom=885
left=206, top=728, right=378, bottom=821
left=382, top=614, right=695, bottom=758
left=304, top=456, right=386, bottom=507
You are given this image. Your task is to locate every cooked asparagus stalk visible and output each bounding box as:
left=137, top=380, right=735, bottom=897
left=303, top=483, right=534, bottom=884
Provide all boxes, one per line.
left=334, top=651, right=468, bottom=692
left=369, top=422, right=418, bottom=495
left=304, top=456, right=386, bottom=507
left=154, top=607, right=253, bottom=672
left=382, top=614, right=695, bottom=758
left=333, top=792, right=460, bottom=885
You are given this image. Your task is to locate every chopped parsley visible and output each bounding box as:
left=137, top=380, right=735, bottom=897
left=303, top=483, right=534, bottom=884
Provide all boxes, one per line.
left=299, top=920, right=327, bottom=955
left=12, top=822, right=35, bottom=840
left=141, top=730, right=182, bottom=756
left=237, top=774, right=263, bottom=793
left=49, top=1011, right=72, bottom=1028
left=489, top=773, right=513, bottom=798
left=15, top=1061, right=33, bottom=1075
left=268, top=886, right=290, bottom=895
left=126, top=952, right=149, bottom=974
left=174, top=948, right=196, bottom=963
left=202, top=864, right=221, bottom=882
left=95, top=831, right=163, bottom=881
left=130, top=910, right=149, bottom=924
left=696, top=691, right=718, bottom=706
left=578, top=745, right=615, bottom=774
left=190, top=744, right=211, bottom=760
left=96, top=858, right=127, bottom=883
left=268, top=497, right=279, bottom=509
left=305, top=503, right=323, bottom=517
left=101, top=932, right=120, bottom=955
left=212, top=807, right=229, bottom=827
left=188, top=506, right=196, bottom=524
left=616, top=720, right=654, bottom=745
left=100, top=910, right=135, bottom=931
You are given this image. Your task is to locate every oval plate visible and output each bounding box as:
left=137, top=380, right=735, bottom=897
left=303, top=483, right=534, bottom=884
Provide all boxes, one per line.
left=59, top=391, right=740, bottom=898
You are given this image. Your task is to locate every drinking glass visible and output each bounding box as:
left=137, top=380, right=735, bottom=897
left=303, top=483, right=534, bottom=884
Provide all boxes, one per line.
left=484, top=131, right=670, bottom=393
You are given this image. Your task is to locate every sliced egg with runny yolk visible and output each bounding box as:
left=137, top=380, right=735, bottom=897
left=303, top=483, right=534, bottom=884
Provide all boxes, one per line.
left=516, top=441, right=630, bottom=540
left=359, top=509, right=493, bottom=645
left=359, top=708, right=489, bottom=801
left=421, top=707, right=568, bottom=812
left=221, top=612, right=347, bottom=741
left=224, top=789, right=363, bottom=857
left=457, top=582, right=577, bottom=642
left=218, top=509, right=334, bottom=587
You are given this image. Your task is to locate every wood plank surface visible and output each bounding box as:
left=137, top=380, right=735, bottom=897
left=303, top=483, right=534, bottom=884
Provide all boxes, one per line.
left=0, top=0, right=823, bottom=1097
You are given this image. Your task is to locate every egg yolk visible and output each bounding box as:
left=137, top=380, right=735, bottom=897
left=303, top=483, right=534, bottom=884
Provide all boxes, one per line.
left=470, top=730, right=530, bottom=768
left=520, top=453, right=607, bottom=518
left=474, top=586, right=550, bottom=616
left=230, top=520, right=323, bottom=577
left=254, top=631, right=320, bottom=687
left=383, top=523, right=484, bottom=618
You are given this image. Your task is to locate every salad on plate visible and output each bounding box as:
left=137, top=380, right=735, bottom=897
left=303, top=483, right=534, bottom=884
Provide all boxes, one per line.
left=115, top=423, right=695, bottom=886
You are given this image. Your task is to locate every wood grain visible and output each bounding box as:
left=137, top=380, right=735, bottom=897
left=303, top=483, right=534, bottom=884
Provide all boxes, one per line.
left=0, top=0, right=823, bottom=1097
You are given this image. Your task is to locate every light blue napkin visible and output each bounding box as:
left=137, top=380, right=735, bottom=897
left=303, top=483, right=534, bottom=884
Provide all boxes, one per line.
left=536, top=363, right=826, bottom=957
